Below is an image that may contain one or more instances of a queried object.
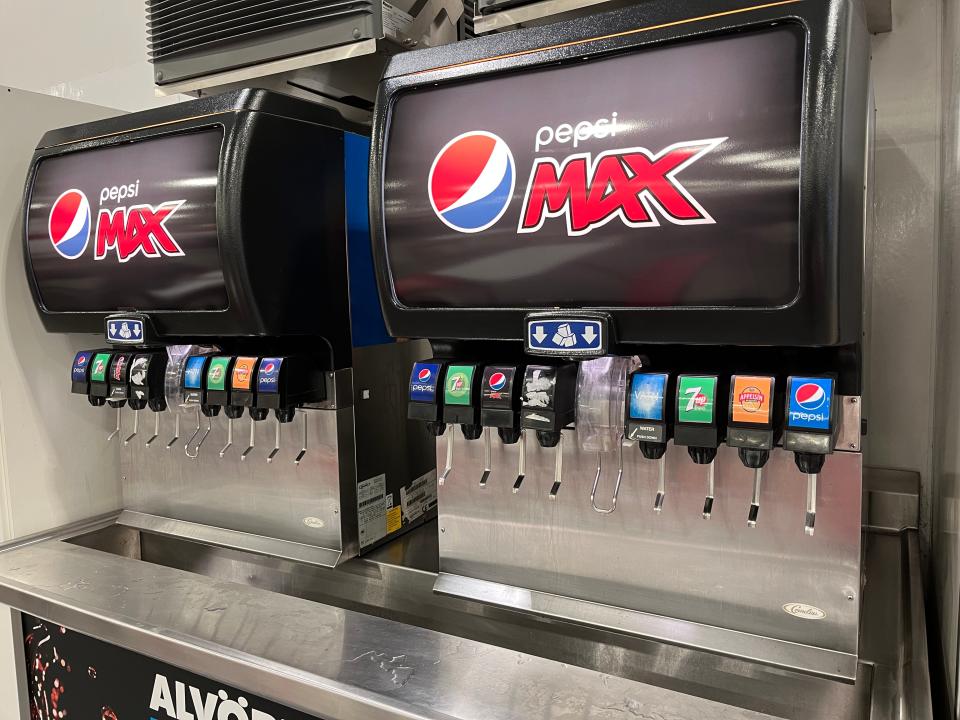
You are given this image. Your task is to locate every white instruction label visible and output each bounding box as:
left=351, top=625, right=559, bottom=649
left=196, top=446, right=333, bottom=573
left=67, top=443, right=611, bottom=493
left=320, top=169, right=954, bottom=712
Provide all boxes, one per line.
left=400, top=469, right=438, bottom=524
left=358, top=473, right=387, bottom=548
left=383, top=1, right=415, bottom=39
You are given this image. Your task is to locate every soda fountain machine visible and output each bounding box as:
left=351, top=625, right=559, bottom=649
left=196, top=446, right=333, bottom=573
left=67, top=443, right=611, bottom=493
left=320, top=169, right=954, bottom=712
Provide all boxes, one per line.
left=370, top=0, right=869, bottom=679
left=25, top=89, right=436, bottom=564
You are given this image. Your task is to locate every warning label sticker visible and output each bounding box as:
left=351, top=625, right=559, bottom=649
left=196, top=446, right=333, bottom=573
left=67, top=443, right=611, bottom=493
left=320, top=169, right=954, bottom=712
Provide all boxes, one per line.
left=400, top=468, right=437, bottom=524
left=358, top=473, right=386, bottom=548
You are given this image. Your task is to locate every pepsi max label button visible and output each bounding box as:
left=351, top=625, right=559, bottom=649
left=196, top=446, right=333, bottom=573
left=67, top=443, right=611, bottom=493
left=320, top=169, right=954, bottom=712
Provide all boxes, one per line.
left=410, top=362, right=441, bottom=403
left=183, top=356, right=206, bottom=390
left=257, top=357, right=283, bottom=394
left=106, top=318, right=144, bottom=344
left=527, top=319, right=603, bottom=355
left=72, top=351, right=94, bottom=382
left=787, top=377, right=834, bottom=431
left=629, top=373, right=668, bottom=421
left=482, top=366, right=516, bottom=409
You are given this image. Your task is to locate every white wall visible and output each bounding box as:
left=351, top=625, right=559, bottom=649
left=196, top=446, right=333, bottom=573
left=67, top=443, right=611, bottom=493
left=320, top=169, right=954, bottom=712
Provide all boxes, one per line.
left=0, top=0, right=175, bottom=112
left=0, top=87, right=124, bottom=720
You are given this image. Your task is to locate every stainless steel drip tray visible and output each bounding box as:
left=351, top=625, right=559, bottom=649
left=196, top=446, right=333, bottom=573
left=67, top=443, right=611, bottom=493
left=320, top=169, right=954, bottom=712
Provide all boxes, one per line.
left=0, top=510, right=930, bottom=720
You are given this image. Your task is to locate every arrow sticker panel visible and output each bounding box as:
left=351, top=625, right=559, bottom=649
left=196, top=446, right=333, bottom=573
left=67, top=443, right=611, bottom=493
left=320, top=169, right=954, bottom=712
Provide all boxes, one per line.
left=106, top=318, right=144, bottom=344
left=526, top=319, right=604, bottom=357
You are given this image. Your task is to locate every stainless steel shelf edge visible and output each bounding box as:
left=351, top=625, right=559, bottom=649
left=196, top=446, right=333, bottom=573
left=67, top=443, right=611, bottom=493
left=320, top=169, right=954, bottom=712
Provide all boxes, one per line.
left=433, top=571, right=858, bottom=682
left=0, top=540, right=778, bottom=720
left=119, top=510, right=347, bottom=567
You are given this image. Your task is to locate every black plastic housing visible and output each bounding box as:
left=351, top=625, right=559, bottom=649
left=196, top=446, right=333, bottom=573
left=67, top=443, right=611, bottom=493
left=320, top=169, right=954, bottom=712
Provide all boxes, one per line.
left=23, top=90, right=364, bottom=368
left=369, top=0, right=869, bottom=349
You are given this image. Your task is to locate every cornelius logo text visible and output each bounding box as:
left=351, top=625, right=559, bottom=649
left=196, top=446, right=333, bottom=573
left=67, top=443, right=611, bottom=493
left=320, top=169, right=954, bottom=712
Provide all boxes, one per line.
left=47, top=180, right=186, bottom=263
left=429, top=112, right=725, bottom=237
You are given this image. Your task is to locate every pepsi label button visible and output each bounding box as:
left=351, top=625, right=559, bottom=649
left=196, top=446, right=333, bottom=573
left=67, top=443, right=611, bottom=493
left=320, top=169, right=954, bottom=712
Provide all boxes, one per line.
left=72, top=351, right=94, bottom=382
left=257, top=357, right=283, bottom=394
left=786, top=377, right=834, bottom=431
left=410, top=361, right=441, bottom=403
left=481, top=366, right=516, bottom=409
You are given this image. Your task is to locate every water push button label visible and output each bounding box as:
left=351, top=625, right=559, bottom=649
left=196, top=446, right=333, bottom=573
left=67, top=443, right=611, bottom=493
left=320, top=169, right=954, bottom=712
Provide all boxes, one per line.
left=629, top=373, right=668, bottom=421
left=257, top=357, right=282, bottom=394
left=677, top=376, right=717, bottom=424
left=183, top=356, right=206, bottom=390
left=787, top=377, right=833, bottom=431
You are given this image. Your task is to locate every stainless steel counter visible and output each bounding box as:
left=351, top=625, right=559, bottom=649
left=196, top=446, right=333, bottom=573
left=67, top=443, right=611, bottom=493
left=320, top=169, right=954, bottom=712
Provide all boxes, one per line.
left=0, top=468, right=932, bottom=720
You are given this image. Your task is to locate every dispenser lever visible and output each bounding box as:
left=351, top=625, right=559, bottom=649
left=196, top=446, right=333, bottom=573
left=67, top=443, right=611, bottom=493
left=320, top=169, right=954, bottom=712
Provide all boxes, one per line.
left=479, top=427, right=492, bottom=488
left=513, top=429, right=526, bottom=493
left=590, top=437, right=624, bottom=514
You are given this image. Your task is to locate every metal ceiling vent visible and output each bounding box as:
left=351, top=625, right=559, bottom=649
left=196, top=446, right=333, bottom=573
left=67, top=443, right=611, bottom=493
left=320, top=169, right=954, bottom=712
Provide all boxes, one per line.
left=147, top=0, right=461, bottom=94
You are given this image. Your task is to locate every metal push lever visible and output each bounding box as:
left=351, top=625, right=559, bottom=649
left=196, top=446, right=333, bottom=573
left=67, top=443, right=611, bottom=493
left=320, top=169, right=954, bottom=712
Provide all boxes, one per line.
left=702, top=461, right=716, bottom=519
left=106, top=406, right=122, bottom=442
left=513, top=429, right=526, bottom=493
left=123, top=409, right=139, bottom=445
left=294, top=412, right=308, bottom=465
left=590, top=437, right=624, bottom=514
left=145, top=412, right=161, bottom=447
left=266, top=416, right=281, bottom=463
left=439, top=424, right=454, bottom=486
left=548, top=433, right=564, bottom=500
left=805, top=473, right=817, bottom=536
left=241, top=416, right=256, bottom=461
left=219, top=416, right=234, bottom=457
left=165, top=413, right=181, bottom=450
left=653, top=454, right=666, bottom=513
left=748, top=467, right=763, bottom=528
left=479, top=427, right=492, bottom=488
left=185, top=408, right=211, bottom=458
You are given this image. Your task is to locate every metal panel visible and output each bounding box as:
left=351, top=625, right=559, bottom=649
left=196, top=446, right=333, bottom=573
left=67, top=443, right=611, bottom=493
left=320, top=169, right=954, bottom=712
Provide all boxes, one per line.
left=434, top=411, right=862, bottom=678
left=0, top=541, right=782, bottom=720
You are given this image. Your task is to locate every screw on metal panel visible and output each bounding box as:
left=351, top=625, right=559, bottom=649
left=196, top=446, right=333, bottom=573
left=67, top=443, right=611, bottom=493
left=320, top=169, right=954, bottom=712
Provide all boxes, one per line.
left=850, top=397, right=858, bottom=403
left=155, top=70, right=163, bottom=81
left=402, top=38, right=418, bottom=48
left=849, top=443, right=857, bottom=449
left=353, top=28, right=361, bottom=38
left=440, top=527, right=445, bottom=533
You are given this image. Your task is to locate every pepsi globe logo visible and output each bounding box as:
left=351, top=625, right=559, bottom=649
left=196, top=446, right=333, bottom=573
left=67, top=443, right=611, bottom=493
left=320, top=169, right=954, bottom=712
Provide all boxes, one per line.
left=428, top=131, right=515, bottom=233
left=418, top=368, right=432, bottom=382
left=261, top=363, right=276, bottom=375
left=795, top=383, right=826, bottom=411
left=488, top=372, right=507, bottom=391
left=48, top=189, right=91, bottom=259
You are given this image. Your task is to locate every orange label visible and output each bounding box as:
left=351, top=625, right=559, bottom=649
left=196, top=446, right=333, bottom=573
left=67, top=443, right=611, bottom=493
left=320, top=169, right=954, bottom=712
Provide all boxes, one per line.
left=731, top=376, right=773, bottom=425
left=231, top=357, right=257, bottom=390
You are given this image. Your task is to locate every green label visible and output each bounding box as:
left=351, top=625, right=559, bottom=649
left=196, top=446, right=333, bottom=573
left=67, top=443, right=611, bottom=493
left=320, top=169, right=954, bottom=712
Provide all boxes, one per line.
left=677, top=376, right=717, bottom=424
left=207, top=357, right=231, bottom=391
left=444, top=365, right=475, bottom=405
left=90, top=353, right=111, bottom=383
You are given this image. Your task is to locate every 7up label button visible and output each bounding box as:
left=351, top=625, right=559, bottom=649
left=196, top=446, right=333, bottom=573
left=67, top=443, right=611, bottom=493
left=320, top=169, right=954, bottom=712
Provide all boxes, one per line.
left=677, top=376, right=717, bottom=424
left=445, top=365, right=475, bottom=406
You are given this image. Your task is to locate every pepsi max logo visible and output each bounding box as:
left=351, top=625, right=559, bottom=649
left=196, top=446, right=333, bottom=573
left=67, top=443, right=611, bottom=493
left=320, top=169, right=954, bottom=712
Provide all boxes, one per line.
left=488, top=372, right=507, bottom=391
left=429, top=131, right=515, bottom=233
left=418, top=368, right=432, bottom=382
left=795, top=383, right=827, bottom=411
left=261, top=363, right=276, bottom=374
left=48, top=189, right=91, bottom=259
